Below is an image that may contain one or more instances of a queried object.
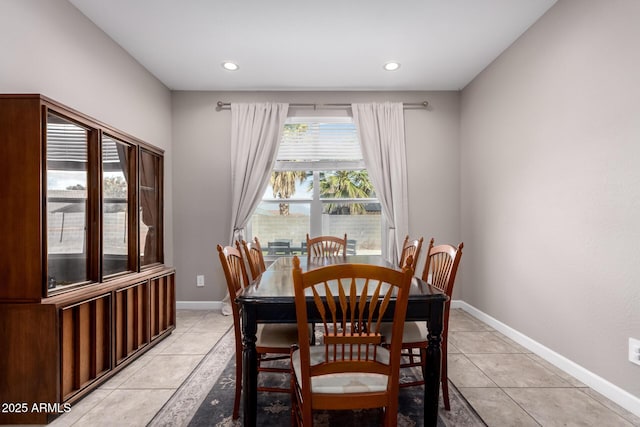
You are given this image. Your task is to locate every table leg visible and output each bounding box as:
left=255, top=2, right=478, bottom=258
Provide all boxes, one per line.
left=241, top=307, right=258, bottom=427
left=424, top=301, right=444, bottom=426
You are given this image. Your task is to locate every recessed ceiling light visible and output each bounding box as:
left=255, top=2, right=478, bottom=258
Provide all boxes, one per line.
left=383, top=61, right=401, bottom=71
left=222, top=61, right=239, bottom=71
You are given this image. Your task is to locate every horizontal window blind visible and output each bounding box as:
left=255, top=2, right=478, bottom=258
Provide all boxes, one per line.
left=276, top=117, right=363, bottom=169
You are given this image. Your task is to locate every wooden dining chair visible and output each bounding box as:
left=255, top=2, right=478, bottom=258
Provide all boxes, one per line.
left=240, top=237, right=267, bottom=281
left=346, top=239, right=357, bottom=255
left=306, top=233, right=347, bottom=261
left=381, top=238, right=463, bottom=410
left=398, top=235, right=423, bottom=269
left=290, top=255, right=415, bottom=427
left=217, top=244, right=299, bottom=420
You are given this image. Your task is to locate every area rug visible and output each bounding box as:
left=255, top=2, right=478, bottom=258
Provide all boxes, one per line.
left=151, top=326, right=486, bottom=427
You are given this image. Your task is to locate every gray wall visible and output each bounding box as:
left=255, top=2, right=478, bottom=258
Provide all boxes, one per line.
left=0, top=0, right=174, bottom=265
left=6, top=0, right=637, bottom=410
left=460, top=0, right=640, bottom=397
left=171, top=91, right=460, bottom=302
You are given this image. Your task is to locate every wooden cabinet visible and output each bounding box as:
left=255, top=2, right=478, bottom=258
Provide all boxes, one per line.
left=0, top=95, right=175, bottom=424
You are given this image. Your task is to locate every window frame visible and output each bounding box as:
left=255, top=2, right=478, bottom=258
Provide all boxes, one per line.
left=247, top=116, right=383, bottom=261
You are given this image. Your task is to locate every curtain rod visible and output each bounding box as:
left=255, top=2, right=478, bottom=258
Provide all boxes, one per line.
left=215, top=101, right=428, bottom=111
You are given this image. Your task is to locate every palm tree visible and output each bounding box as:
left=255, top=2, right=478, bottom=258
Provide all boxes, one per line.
left=317, top=170, right=375, bottom=214
left=270, top=171, right=307, bottom=215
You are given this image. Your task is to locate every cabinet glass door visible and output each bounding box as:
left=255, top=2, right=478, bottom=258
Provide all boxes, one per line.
left=102, top=135, right=133, bottom=276
left=139, top=149, right=162, bottom=266
left=46, top=113, right=90, bottom=290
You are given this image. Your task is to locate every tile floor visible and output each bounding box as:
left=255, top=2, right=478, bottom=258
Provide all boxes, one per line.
left=43, top=308, right=639, bottom=427
left=447, top=309, right=640, bottom=427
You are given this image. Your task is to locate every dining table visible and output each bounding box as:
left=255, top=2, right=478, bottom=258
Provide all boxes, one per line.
left=236, top=254, right=448, bottom=427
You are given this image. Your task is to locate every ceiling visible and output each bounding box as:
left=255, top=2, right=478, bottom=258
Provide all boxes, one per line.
left=68, top=0, right=557, bottom=92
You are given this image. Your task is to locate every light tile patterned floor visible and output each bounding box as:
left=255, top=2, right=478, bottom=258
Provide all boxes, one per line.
left=447, top=309, right=640, bottom=427
left=44, top=309, right=640, bottom=426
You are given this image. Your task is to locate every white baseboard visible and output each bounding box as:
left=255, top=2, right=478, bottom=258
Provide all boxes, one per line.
left=451, top=300, right=640, bottom=418
left=176, top=300, right=224, bottom=311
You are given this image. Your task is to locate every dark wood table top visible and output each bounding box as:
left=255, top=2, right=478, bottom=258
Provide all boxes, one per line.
left=238, top=255, right=447, bottom=303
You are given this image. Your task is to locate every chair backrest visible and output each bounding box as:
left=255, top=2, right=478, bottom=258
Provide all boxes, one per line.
left=421, top=238, right=463, bottom=302
left=217, top=244, right=250, bottom=324
left=267, top=240, right=291, bottom=255
left=241, top=237, right=266, bottom=281
left=346, top=239, right=357, bottom=255
left=291, top=255, right=415, bottom=401
left=306, top=233, right=347, bottom=260
left=399, top=235, right=423, bottom=269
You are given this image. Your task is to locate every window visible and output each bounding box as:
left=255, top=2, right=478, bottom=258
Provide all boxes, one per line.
left=247, top=117, right=382, bottom=258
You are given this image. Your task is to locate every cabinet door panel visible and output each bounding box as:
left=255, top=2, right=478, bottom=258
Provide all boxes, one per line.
left=60, top=294, right=111, bottom=400
left=139, top=149, right=163, bottom=267
left=46, top=113, right=92, bottom=292
left=150, top=273, right=175, bottom=339
left=102, top=135, right=136, bottom=277
left=114, top=281, right=149, bottom=364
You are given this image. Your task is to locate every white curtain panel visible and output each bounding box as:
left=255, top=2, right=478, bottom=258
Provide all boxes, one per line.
left=229, top=102, right=289, bottom=245
left=222, top=102, right=288, bottom=315
left=352, top=102, right=409, bottom=265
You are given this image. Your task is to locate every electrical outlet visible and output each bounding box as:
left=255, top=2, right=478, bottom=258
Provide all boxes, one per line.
left=629, top=338, right=640, bottom=366
left=196, top=275, right=205, bottom=287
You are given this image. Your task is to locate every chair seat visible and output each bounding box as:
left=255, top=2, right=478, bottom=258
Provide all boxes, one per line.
left=380, top=321, right=428, bottom=344
left=256, top=323, right=300, bottom=348
left=292, top=345, right=390, bottom=394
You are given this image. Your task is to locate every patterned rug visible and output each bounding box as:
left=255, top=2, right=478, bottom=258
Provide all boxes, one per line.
left=151, top=327, right=486, bottom=427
